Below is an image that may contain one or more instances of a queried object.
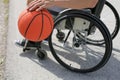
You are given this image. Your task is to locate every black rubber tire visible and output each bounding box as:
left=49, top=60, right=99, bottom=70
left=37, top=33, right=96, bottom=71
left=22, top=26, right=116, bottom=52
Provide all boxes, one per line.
left=54, top=1, right=120, bottom=45
left=49, top=11, right=112, bottom=73
left=36, top=49, right=47, bottom=60
left=85, top=1, right=120, bottom=45
left=56, top=31, right=65, bottom=41
left=104, top=1, right=120, bottom=40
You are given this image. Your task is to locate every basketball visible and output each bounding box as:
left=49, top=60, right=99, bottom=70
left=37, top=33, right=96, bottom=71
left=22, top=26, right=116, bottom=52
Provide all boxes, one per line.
left=18, top=8, right=54, bottom=42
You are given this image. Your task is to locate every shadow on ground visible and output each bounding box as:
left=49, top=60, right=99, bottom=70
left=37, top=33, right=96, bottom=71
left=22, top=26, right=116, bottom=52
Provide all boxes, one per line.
left=19, top=43, right=120, bottom=80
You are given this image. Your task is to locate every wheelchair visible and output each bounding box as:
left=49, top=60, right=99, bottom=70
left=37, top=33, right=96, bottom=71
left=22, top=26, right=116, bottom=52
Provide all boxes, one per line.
left=23, top=0, right=120, bottom=73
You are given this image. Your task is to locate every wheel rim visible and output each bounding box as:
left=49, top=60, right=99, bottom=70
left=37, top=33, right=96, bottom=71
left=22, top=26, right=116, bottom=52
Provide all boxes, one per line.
left=49, top=13, right=112, bottom=73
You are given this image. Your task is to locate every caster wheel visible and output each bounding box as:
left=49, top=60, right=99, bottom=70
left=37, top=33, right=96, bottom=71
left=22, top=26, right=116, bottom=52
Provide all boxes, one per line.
left=36, top=49, right=47, bottom=60
left=23, top=48, right=30, bottom=52
left=73, top=37, right=80, bottom=47
left=74, top=43, right=80, bottom=47
left=56, top=32, right=65, bottom=41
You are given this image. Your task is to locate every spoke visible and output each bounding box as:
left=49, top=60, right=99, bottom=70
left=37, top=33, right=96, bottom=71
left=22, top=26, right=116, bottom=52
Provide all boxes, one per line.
left=64, top=30, right=71, bottom=44
left=64, top=17, right=73, bottom=44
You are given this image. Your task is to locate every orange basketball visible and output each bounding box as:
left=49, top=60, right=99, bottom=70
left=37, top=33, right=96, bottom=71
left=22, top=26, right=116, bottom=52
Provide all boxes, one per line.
left=18, top=8, right=54, bottom=42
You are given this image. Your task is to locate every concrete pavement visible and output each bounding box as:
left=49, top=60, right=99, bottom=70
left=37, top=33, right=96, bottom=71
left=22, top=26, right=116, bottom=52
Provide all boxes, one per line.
left=5, top=0, right=120, bottom=80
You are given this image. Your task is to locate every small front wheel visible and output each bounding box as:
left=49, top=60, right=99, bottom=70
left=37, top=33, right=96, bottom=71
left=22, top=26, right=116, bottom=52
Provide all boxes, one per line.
left=36, top=49, right=47, bottom=60
left=56, top=31, right=65, bottom=41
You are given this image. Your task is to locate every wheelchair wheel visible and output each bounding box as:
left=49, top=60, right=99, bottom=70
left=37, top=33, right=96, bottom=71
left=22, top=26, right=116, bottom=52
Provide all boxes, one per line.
left=102, top=1, right=120, bottom=40
left=86, top=1, right=120, bottom=45
left=49, top=11, right=112, bottom=73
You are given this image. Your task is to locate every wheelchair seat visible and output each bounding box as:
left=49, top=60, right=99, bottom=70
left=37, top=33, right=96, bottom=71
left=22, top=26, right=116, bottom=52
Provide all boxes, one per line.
left=47, top=6, right=92, bottom=18
left=47, top=6, right=66, bottom=16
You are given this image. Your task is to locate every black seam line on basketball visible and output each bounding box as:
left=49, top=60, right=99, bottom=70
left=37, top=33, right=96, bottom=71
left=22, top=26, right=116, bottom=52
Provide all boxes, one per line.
left=43, top=14, right=53, bottom=29
left=18, top=11, right=28, bottom=24
left=24, top=13, right=42, bottom=37
left=37, top=12, right=53, bottom=40
left=38, top=11, right=44, bottom=40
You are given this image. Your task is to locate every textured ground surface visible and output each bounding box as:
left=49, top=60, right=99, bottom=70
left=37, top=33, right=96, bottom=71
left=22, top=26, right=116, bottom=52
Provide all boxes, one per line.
left=0, top=0, right=8, bottom=80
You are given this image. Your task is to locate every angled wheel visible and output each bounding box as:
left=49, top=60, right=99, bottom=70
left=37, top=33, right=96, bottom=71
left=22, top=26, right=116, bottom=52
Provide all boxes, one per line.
left=49, top=10, right=112, bottom=73
left=101, top=1, right=120, bottom=40
left=86, top=1, right=120, bottom=45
